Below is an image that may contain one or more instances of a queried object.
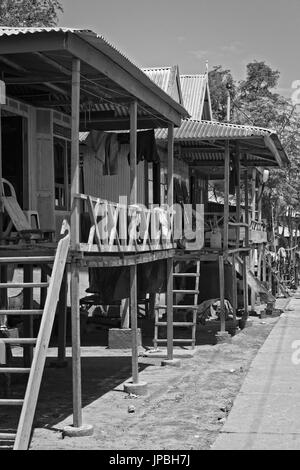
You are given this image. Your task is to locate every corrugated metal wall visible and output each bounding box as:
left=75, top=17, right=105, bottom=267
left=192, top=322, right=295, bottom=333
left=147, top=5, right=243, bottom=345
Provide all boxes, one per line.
left=83, top=143, right=145, bottom=204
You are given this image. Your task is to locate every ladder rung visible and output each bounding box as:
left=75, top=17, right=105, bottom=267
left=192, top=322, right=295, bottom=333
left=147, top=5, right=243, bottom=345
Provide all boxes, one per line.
left=156, top=322, right=195, bottom=327
left=156, top=305, right=199, bottom=310
left=0, top=283, right=49, bottom=289
left=0, top=368, right=30, bottom=374
left=173, top=290, right=199, bottom=294
left=0, top=338, right=37, bottom=345
left=0, top=256, right=55, bottom=264
left=0, top=399, right=24, bottom=406
left=0, top=433, right=16, bottom=441
left=155, top=339, right=194, bottom=344
left=173, top=273, right=200, bottom=277
left=0, top=310, right=43, bottom=316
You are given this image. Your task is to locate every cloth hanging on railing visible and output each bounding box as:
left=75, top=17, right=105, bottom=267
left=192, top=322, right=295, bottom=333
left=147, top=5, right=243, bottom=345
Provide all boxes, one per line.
left=119, top=129, right=160, bottom=165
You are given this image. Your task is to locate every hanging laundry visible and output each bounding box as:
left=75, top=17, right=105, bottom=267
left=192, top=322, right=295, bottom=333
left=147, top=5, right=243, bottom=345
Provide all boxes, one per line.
left=86, top=130, right=107, bottom=164
left=119, top=129, right=160, bottom=165
left=104, top=133, right=120, bottom=175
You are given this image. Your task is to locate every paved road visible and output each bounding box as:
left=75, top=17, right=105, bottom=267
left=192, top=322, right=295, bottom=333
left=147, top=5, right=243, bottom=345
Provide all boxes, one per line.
left=212, top=295, right=300, bottom=450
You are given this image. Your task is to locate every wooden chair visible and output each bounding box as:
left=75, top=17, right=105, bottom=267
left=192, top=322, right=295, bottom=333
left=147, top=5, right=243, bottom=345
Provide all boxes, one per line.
left=0, top=178, right=54, bottom=242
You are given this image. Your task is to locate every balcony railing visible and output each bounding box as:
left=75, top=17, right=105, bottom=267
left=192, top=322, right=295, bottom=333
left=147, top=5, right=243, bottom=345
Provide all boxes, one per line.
left=72, top=193, right=176, bottom=253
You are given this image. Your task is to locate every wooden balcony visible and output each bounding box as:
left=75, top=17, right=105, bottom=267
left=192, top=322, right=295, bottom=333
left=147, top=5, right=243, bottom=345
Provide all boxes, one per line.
left=73, top=193, right=176, bottom=254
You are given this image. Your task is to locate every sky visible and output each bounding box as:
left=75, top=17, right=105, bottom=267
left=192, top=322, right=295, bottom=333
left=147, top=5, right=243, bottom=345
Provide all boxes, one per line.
left=59, top=0, right=300, bottom=98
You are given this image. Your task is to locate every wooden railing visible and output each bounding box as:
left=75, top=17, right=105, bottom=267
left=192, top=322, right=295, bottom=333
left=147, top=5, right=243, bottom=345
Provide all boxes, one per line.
left=72, top=193, right=176, bottom=253
left=204, top=212, right=268, bottom=247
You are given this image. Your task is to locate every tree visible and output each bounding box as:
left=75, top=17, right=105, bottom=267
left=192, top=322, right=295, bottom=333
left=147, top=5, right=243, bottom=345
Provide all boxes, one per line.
left=208, top=65, right=236, bottom=122
left=209, top=60, right=300, bottom=245
left=0, top=0, right=63, bottom=27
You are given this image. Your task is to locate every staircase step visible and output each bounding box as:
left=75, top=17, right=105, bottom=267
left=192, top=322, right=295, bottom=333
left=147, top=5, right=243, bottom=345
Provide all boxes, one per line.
left=173, top=273, right=200, bottom=277
left=0, top=256, right=55, bottom=264
left=0, top=368, right=31, bottom=374
left=173, top=290, right=199, bottom=294
left=0, top=400, right=24, bottom=406
left=156, top=322, right=196, bottom=327
left=156, top=305, right=199, bottom=310
left=0, top=283, right=49, bottom=289
left=0, top=433, right=16, bottom=441
left=0, top=310, right=43, bottom=316
left=0, top=338, right=37, bottom=345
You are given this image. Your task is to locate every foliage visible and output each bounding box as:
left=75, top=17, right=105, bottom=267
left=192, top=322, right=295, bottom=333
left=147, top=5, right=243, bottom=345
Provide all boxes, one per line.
left=209, top=60, right=300, bottom=238
left=0, top=0, right=63, bottom=27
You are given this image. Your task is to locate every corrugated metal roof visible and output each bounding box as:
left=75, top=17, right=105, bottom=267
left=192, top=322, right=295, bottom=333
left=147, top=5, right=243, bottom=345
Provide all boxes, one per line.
left=180, top=75, right=207, bottom=120
left=0, top=27, right=189, bottom=121
left=156, top=119, right=276, bottom=140
left=142, top=67, right=172, bottom=94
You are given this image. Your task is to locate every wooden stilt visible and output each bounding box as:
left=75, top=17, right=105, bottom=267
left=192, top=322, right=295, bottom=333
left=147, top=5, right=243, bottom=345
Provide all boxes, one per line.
left=223, top=141, right=230, bottom=251
left=242, top=255, right=249, bottom=320
left=129, top=100, right=139, bottom=383
left=70, top=58, right=82, bottom=428
left=219, top=255, right=226, bottom=332
left=23, top=265, right=33, bottom=367
left=231, top=254, right=237, bottom=326
left=130, top=264, right=138, bottom=384
left=71, top=261, right=82, bottom=428
left=167, top=123, right=174, bottom=361
left=166, top=257, right=174, bottom=359
left=243, top=157, right=249, bottom=319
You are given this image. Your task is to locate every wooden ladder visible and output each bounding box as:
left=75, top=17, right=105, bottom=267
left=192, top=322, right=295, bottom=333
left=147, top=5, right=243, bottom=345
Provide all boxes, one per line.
left=0, top=225, right=70, bottom=450
left=154, top=256, right=200, bottom=349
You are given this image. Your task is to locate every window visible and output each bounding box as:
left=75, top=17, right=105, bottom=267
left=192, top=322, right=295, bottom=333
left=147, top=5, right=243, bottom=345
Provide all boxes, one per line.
left=54, top=137, right=71, bottom=210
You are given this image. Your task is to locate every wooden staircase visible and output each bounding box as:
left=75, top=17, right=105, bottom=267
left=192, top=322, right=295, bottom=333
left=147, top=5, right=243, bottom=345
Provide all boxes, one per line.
left=0, top=224, right=70, bottom=450
left=154, top=255, right=200, bottom=349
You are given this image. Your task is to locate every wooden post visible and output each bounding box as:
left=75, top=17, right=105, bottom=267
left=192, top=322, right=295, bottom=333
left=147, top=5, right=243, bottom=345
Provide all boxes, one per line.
left=167, top=124, right=174, bottom=361
left=231, top=254, right=237, bottom=327
left=242, top=254, right=249, bottom=320
left=23, top=265, right=33, bottom=367
left=223, top=141, right=230, bottom=251
left=219, top=255, right=226, bottom=332
left=250, top=169, right=257, bottom=311
left=57, top=268, right=68, bottom=364
left=235, top=145, right=241, bottom=248
left=0, top=101, right=3, bottom=238
left=70, top=58, right=82, bottom=428
left=243, top=157, right=249, bottom=319
left=129, top=101, right=139, bottom=383
left=262, top=244, right=267, bottom=283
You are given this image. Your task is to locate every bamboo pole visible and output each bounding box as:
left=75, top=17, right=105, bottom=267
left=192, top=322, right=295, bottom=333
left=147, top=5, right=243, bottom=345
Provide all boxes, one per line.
left=70, top=58, right=82, bottom=428
left=129, top=101, right=138, bottom=384
left=167, top=124, right=174, bottom=361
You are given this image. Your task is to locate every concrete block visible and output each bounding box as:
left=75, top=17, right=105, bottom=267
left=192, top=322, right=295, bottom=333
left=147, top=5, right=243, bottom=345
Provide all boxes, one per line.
left=63, top=424, right=94, bottom=438
left=123, top=380, right=148, bottom=396
left=108, top=328, right=142, bottom=349
left=215, top=331, right=232, bottom=343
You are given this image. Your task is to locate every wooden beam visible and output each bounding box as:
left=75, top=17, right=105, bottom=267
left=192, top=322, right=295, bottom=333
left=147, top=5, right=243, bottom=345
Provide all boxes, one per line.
left=80, top=117, right=167, bottom=132
left=71, top=59, right=81, bottom=249
left=0, top=31, right=66, bottom=54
